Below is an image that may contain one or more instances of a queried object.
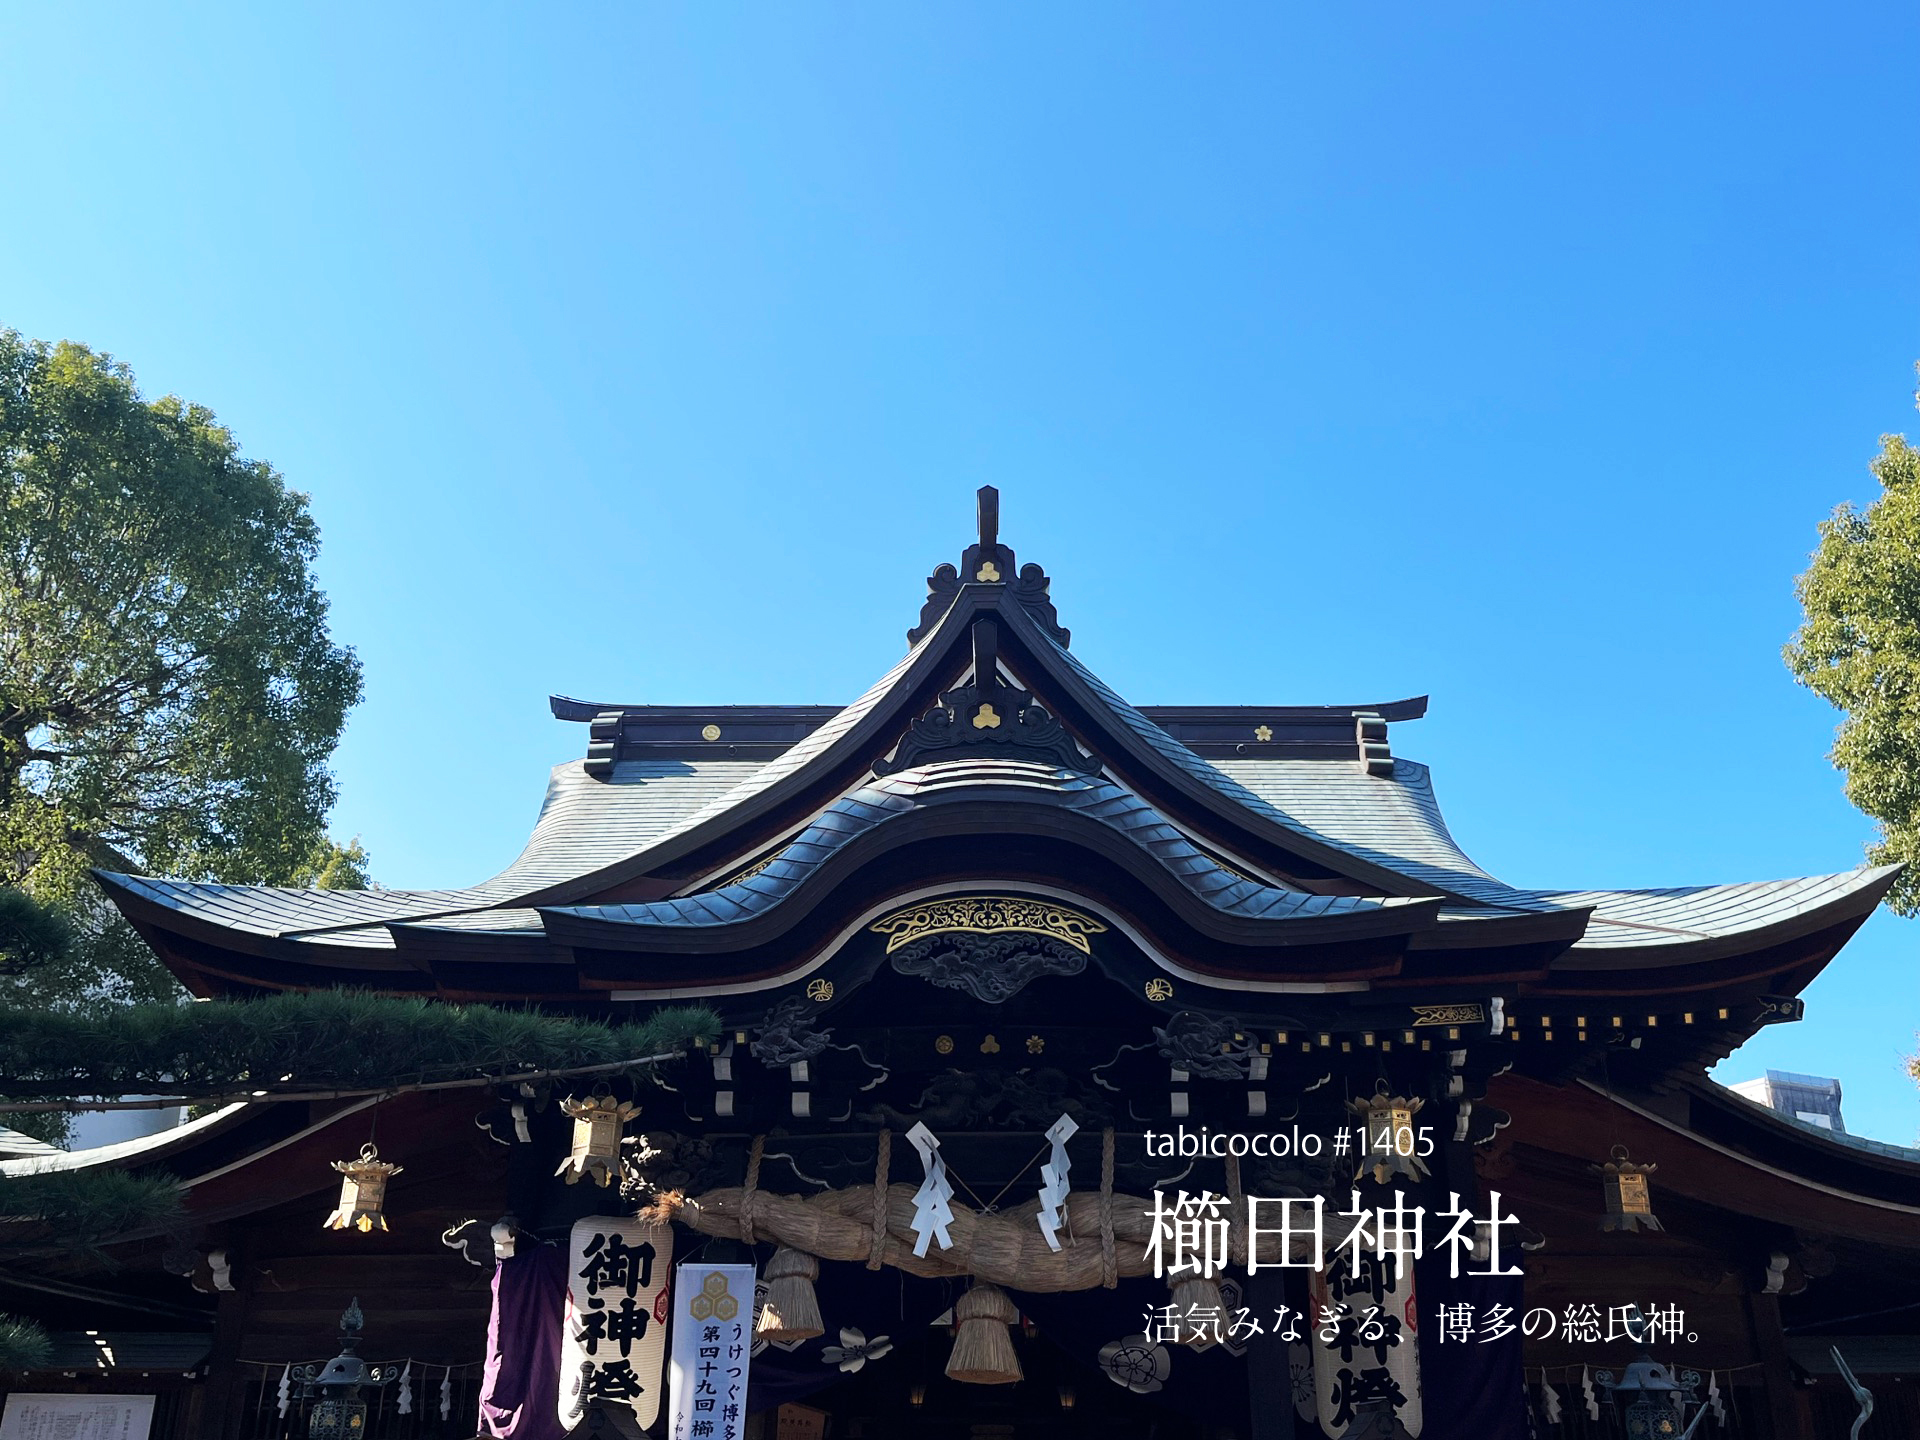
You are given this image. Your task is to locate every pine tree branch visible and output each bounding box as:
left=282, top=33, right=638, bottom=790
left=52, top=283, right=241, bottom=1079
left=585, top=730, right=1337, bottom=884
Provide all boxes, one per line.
left=0, top=992, right=722, bottom=1103
left=0, top=1047, right=692, bottom=1113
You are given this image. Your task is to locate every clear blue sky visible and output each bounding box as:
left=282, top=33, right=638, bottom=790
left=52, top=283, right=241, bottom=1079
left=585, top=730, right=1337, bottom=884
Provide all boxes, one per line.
left=4, top=7, right=1917, bottom=1136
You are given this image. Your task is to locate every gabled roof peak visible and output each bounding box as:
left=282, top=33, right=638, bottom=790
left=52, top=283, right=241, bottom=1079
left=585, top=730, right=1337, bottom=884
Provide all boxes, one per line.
left=908, top=486, right=1070, bottom=648
left=874, top=614, right=1097, bottom=775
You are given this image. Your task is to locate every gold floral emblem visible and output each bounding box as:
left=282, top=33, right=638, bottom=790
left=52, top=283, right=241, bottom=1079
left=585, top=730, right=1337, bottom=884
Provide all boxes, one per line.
left=805, top=978, right=834, bottom=1003
left=1143, top=978, right=1174, bottom=1003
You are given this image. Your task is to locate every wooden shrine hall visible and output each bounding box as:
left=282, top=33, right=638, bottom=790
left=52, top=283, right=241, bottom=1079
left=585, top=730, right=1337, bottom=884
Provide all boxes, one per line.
left=9, top=490, right=1920, bottom=1440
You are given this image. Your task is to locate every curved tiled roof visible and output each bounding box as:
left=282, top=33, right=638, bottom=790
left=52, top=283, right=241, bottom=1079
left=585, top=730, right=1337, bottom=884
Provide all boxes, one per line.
left=1524, top=868, right=1900, bottom=950
left=482, top=759, right=768, bottom=893
left=1211, top=756, right=1896, bottom=946
left=1210, top=756, right=1530, bottom=907
left=0, top=1103, right=252, bottom=1178
left=95, top=758, right=771, bottom=948
left=93, top=579, right=1896, bottom=975
left=99, top=743, right=1895, bottom=964
left=629, top=643, right=931, bottom=852
left=543, top=757, right=1431, bottom=935
left=97, top=875, right=478, bottom=944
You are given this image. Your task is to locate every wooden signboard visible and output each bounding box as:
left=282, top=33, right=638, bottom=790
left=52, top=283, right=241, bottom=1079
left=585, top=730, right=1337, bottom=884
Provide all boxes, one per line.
left=773, top=1402, right=828, bottom=1440
left=0, top=1394, right=155, bottom=1440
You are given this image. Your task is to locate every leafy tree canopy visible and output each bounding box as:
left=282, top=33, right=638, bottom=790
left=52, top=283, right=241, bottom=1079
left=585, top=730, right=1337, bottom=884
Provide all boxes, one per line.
left=1787, top=367, right=1920, bottom=914
left=0, top=332, right=366, bottom=1034
left=0, top=331, right=363, bottom=899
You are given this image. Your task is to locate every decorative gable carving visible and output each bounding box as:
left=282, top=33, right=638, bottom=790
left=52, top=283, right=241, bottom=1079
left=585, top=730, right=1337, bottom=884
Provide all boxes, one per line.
left=874, top=617, right=1097, bottom=775
left=869, top=896, right=1106, bottom=1003
left=908, top=486, right=1069, bottom=647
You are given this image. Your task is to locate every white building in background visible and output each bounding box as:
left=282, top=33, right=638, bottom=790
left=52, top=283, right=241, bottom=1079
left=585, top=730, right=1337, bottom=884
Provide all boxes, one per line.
left=66, top=1104, right=189, bottom=1151
left=1729, top=1068, right=1848, bottom=1132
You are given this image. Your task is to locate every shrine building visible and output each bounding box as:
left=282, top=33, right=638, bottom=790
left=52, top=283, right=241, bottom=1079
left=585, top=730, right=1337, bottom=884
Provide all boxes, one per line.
left=7, top=490, right=1919, bottom=1440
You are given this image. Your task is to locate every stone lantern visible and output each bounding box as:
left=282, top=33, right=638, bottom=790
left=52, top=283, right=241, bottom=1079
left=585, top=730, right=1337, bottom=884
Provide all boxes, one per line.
left=295, top=1299, right=398, bottom=1440
left=1597, top=1354, right=1701, bottom=1439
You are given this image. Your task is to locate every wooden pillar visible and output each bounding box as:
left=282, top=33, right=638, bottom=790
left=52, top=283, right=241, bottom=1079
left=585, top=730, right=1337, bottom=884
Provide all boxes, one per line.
left=199, top=1282, right=252, bottom=1440
left=1746, top=1291, right=1812, bottom=1440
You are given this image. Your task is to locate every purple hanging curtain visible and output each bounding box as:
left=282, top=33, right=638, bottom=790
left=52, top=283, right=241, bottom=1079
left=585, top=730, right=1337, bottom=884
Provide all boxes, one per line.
left=479, top=1245, right=569, bottom=1440
left=1413, top=1258, right=1530, bottom=1440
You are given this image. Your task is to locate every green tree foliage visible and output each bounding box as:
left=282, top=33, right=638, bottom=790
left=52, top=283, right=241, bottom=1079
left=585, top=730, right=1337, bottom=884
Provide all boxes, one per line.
left=0, top=992, right=720, bottom=1100
left=0, top=1316, right=53, bottom=1373
left=0, top=1169, right=183, bottom=1260
left=284, top=835, right=372, bottom=890
left=1787, top=368, right=1920, bottom=915
left=0, top=331, right=366, bottom=1019
left=0, top=890, right=74, bottom=976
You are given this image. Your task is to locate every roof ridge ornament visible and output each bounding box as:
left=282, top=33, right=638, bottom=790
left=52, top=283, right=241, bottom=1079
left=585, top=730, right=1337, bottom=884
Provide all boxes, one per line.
left=874, top=616, right=1098, bottom=775
left=908, top=486, right=1070, bottom=648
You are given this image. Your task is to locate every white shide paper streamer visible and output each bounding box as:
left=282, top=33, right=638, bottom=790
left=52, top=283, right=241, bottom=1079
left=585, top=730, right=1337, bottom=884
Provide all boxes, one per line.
left=1036, top=1114, right=1079, bottom=1252
left=906, top=1121, right=956, bottom=1257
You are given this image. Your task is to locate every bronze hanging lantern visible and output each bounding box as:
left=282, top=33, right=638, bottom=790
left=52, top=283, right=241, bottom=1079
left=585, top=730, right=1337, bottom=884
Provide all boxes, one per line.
left=1348, top=1086, right=1429, bottom=1186
left=1594, top=1145, right=1664, bottom=1233
left=554, top=1088, right=639, bottom=1187
left=323, top=1144, right=402, bottom=1233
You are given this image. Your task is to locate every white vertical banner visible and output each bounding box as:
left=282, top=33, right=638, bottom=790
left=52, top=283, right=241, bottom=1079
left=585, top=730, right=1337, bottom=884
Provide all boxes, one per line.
left=559, top=1217, right=675, bottom=1432
left=668, top=1262, right=757, bottom=1440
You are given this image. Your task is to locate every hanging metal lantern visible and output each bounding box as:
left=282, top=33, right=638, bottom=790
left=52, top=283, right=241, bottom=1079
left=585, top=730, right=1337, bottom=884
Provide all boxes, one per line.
left=1594, top=1145, right=1664, bottom=1233
left=555, top=1089, right=639, bottom=1187
left=323, top=1144, right=402, bottom=1233
left=294, top=1299, right=398, bottom=1439
left=1348, top=1087, right=1429, bottom=1186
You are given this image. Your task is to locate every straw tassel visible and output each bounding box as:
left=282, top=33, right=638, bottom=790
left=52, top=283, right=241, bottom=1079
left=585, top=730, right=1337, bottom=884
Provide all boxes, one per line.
left=946, top=1282, right=1023, bottom=1384
left=756, top=1246, right=825, bottom=1342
